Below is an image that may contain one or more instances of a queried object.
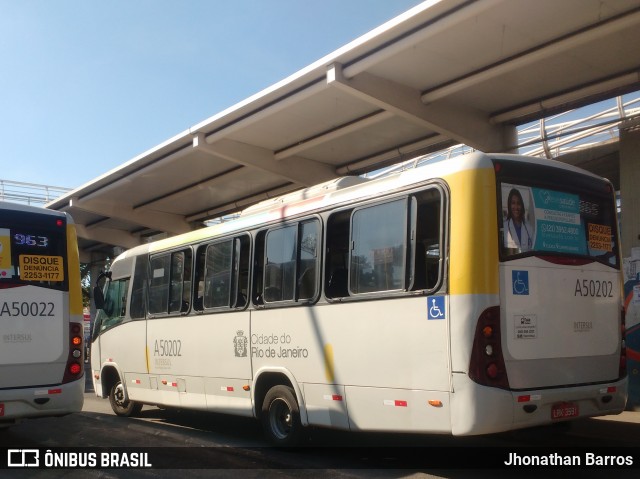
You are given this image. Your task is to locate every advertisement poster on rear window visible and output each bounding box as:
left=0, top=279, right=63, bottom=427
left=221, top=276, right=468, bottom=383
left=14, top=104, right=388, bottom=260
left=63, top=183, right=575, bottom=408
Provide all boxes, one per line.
left=502, top=184, right=590, bottom=255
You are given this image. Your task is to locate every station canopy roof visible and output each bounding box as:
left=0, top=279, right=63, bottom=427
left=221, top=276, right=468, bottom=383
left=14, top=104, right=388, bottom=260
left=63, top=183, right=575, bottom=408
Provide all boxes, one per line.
left=46, top=0, right=640, bottom=260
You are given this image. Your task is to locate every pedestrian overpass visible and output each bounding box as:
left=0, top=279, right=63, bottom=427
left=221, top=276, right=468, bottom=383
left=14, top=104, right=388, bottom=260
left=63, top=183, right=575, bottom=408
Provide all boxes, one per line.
left=44, top=0, right=640, bottom=264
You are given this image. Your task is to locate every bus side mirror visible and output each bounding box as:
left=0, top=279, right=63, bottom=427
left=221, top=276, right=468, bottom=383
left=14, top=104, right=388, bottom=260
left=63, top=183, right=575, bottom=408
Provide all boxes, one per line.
left=93, top=270, right=111, bottom=310
left=93, top=285, right=105, bottom=310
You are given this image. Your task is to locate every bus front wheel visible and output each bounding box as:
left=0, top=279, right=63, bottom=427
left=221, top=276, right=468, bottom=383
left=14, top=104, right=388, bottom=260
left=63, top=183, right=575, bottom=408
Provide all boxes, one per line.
left=109, top=380, right=142, bottom=417
left=261, top=385, right=304, bottom=446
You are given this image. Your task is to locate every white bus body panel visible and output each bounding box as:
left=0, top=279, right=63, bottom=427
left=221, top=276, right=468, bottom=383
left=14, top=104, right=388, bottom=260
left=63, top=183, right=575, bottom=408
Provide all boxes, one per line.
left=0, top=379, right=84, bottom=426
left=0, top=287, right=65, bottom=373
left=143, top=312, right=252, bottom=415
left=95, top=320, right=147, bottom=399
left=451, top=373, right=627, bottom=435
left=501, top=257, right=621, bottom=389
left=251, top=296, right=452, bottom=432
left=0, top=286, right=83, bottom=423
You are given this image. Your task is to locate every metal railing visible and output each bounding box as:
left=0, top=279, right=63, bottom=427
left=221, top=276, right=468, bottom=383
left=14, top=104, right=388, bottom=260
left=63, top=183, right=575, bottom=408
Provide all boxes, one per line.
left=0, top=179, right=72, bottom=206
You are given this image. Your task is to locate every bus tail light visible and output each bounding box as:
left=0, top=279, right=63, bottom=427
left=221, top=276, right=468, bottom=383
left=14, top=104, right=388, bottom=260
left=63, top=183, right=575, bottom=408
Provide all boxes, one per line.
left=469, top=306, right=510, bottom=390
left=62, top=322, right=84, bottom=384
left=620, top=307, right=627, bottom=379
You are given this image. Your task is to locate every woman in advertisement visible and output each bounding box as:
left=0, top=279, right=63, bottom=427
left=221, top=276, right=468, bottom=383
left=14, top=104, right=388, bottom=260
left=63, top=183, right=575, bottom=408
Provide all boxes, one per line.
left=503, top=187, right=534, bottom=253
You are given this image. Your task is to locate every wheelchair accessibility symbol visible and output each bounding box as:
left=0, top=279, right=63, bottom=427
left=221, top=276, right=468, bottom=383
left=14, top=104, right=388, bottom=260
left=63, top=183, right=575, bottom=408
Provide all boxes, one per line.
left=428, top=296, right=446, bottom=320
left=512, top=270, right=529, bottom=295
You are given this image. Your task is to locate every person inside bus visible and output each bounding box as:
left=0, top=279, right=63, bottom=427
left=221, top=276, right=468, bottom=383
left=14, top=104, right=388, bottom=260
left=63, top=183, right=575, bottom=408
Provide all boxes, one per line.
left=503, top=187, right=533, bottom=253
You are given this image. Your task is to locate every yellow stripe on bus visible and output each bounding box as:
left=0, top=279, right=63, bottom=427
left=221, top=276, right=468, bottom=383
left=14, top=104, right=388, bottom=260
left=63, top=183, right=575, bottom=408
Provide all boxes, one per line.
left=66, top=224, right=84, bottom=316
left=324, top=344, right=335, bottom=383
left=447, top=168, right=499, bottom=296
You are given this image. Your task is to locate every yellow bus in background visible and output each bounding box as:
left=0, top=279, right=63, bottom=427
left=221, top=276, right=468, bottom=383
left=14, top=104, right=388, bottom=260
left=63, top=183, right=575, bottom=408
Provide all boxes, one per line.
left=0, top=202, right=84, bottom=427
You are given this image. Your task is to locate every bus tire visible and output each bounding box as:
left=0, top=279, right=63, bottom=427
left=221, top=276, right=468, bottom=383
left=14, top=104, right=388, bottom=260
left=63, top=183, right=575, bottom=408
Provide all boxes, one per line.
left=261, top=385, right=304, bottom=446
left=109, top=380, right=142, bottom=417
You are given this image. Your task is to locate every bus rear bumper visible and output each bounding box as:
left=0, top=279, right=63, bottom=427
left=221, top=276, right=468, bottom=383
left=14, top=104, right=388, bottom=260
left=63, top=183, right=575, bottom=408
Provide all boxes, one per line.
left=0, top=376, right=84, bottom=425
left=451, top=373, right=627, bottom=435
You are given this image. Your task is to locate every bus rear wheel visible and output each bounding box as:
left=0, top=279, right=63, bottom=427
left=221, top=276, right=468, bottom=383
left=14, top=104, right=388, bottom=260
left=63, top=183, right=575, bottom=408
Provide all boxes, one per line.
left=109, top=380, right=142, bottom=417
left=261, top=385, right=304, bottom=446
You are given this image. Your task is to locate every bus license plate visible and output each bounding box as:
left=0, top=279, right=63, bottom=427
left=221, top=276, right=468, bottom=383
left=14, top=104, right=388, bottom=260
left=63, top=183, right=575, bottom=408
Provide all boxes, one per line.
left=551, top=402, right=579, bottom=420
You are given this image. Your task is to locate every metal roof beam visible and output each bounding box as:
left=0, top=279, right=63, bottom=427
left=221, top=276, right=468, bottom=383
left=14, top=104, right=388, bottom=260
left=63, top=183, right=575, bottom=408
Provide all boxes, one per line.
left=327, top=63, right=514, bottom=152
left=193, top=134, right=337, bottom=186
left=491, top=70, right=640, bottom=125
left=274, top=110, right=394, bottom=160
left=75, top=224, right=141, bottom=250
left=185, top=183, right=296, bottom=222
left=422, top=8, right=640, bottom=105
left=69, top=197, right=192, bottom=236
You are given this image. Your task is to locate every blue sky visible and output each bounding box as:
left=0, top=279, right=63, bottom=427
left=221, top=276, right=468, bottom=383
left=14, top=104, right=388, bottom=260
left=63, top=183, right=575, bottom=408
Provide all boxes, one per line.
left=0, top=0, right=422, bottom=189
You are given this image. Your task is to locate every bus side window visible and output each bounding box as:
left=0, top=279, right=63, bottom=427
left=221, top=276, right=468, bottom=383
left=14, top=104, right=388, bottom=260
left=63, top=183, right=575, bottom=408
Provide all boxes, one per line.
left=130, top=256, right=148, bottom=319
left=148, top=249, right=192, bottom=316
left=259, top=220, right=319, bottom=305
left=198, top=234, right=250, bottom=311
left=297, top=220, right=319, bottom=301
left=169, top=252, right=186, bottom=313
left=148, top=255, right=170, bottom=315
left=264, top=225, right=297, bottom=302
left=350, top=199, right=407, bottom=294
left=412, top=188, right=443, bottom=291
left=325, top=209, right=351, bottom=299
left=235, top=236, right=250, bottom=308
left=194, top=246, right=206, bottom=311
left=252, top=232, right=266, bottom=305
left=204, top=240, right=234, bottom=308
left=101, top=278, right=130, bottom=329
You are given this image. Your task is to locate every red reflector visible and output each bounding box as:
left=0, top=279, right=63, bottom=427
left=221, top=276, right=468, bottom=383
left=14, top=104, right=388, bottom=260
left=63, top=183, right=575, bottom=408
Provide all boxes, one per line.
left=56, top=219, right=64, bottom=227
left=48, top=389, right=62, bottom=395
left=395, top=400, right=408, bottom=407
left=517, top=395, right=531, bottom=403
left=608, top=386, right=616, bottom=393
left=332, top=395, right=343, bottom=401
left=68, top=363, right=81, bottom=375
left=486, top=363, right=499, bottom=379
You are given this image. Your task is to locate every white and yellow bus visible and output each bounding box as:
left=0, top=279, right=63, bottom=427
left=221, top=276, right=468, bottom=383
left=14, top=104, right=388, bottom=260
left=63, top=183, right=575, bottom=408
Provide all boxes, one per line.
left=0, top=202, right=85, bottom=427
left=90, top=152, right=627, bottom=444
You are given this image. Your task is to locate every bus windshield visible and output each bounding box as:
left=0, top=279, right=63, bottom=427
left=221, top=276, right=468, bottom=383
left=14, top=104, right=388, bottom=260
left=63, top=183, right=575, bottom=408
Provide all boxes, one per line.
left=0, top=209, right=68, bottom=291
left=497, top=166, right=619, bottom=268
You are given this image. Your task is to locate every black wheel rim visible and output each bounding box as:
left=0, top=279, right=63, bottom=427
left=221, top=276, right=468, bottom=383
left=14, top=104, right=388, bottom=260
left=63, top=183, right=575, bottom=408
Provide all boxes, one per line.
left=114, top=383, right=127, bottom=409
left=269, top=398, right=292, bottom=440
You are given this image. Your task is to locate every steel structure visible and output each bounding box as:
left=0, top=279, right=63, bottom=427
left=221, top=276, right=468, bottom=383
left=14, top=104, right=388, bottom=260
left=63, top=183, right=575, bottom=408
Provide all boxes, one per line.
left=32, top=0, right=640, bottom=260
left=371, top=93, right=640, bottom=189
left=0, top=179, right=71, bottom=207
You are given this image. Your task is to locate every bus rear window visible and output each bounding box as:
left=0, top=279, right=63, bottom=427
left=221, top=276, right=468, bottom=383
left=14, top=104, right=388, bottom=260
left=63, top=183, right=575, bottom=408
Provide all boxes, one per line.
left=499, top=181, right=618, bottom=267
left=0, top=211, right=68, bottom=290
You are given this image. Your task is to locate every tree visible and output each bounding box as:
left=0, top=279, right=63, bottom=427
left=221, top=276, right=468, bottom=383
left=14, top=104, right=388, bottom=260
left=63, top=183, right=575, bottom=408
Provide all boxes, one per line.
left=80, top=263, right=91, bottom=307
